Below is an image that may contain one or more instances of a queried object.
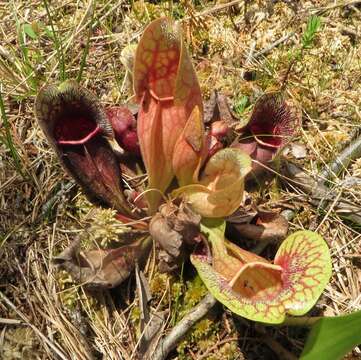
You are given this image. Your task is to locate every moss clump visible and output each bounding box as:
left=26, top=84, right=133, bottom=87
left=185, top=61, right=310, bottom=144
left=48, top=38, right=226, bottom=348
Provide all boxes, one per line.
left=150, top=271, right=172, bottom=307
left=207, top=341, right=243, bottom=360
left=56, top=269, right=98, bottom=311
left=179, top=275, right=208, bottom=315
left=177, top=317, right=219, bottom=358
left=172, top=275, right=217, bottom=357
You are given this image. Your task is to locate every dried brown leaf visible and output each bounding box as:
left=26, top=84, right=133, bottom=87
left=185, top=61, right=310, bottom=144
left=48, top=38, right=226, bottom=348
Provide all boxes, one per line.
left=53, top=236, right=152, bottom=290
left=234, top=210, right=289, bottom=243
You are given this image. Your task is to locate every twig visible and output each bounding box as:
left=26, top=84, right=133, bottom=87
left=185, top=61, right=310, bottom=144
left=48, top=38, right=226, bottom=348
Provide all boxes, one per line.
left=322, top=18, right=359, bottom=38
left=244, top=41, right=256, bottom=66
left=254, top=324, right=298, bottom=360
left=319, top=130, right=361, bottom=182
left=151, top=293, right=217, bottom=360
left=188, top=0, right=244, bottom=19
left=282, top=162, right=361, bottom=226
left=254, top=32, right=295, bottom=59
left=261, top=335, right=298, bottom=360
left=310, top=0, right=361, bottom=13
left=279, top=127, right=361, bottom=225
left=0, top=317, right=23, bottom=325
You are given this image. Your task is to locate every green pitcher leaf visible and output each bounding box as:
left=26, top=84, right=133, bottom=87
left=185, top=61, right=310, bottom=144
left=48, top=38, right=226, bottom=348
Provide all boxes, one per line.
left=301, top=310, right=361, bottom=360
left=192, top=229, right=332, bottom=324
left=274, top=230, right=332, bottom=316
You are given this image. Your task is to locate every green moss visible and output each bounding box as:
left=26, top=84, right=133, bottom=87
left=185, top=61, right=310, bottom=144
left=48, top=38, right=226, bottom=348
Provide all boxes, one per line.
left=207, top=341, right=242, bottom=360
left=150, top=271, right=171, bottom=305
left=130, top=305, right=141, bottom=338
left=56, top=270, right=82, bottom=309
left=56, top=269, right=99, bottom=311
left=177, top=317, right=219, bottom=358
left=181, top=275, right=208, bottom=312
left=170, top=274, right=216, bottom=357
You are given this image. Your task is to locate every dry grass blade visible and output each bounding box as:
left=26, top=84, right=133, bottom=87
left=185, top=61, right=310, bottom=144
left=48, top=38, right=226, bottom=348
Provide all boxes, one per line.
left=0, top=292, right=68, bottom=359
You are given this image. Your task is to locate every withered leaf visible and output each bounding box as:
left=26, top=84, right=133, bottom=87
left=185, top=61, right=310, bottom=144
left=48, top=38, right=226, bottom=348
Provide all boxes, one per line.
left=289, top=143, right=307, bottom=159
left=149, top=202, right=201, bottom=271
left=234, top=210, right=289, bottom=243
left=150, top=213, right=182, bottom=259
left=203, top=91, right=217, bottom=124
left=53, top=235, right=152, bottom=290
left=135, top=264, right=165, bottom=356
left=203, top=90, right=236, bottom=125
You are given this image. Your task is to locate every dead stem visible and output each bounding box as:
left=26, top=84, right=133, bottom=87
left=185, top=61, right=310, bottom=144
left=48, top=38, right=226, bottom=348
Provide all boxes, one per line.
left=319, top=130, right=361, bottom=183
left=151, top=293, right=217, bottom=360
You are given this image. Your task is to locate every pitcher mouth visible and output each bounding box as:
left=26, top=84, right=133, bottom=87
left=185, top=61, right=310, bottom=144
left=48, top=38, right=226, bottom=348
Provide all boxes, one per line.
left=250, top=122, right=283, bottom=148
left=247, top=93, right=296, bottom=150
left=192, top=239, right=211, bottom=263
left=54, top=111, right=101, bottom=145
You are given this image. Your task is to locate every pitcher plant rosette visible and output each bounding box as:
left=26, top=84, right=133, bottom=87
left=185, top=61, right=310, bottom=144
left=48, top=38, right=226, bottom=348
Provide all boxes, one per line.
left=35, top=17, right=332, bottom=324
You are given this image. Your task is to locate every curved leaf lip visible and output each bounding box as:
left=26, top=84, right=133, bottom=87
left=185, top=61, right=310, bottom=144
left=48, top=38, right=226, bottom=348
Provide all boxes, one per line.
left=192, top=229, right=332, bottom=324
left=55, top=117, right=101, bottom=145
left=148, top=88, right=174, bottom=102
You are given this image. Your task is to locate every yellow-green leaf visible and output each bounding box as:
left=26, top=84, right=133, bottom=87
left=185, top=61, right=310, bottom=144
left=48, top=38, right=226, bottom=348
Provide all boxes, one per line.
left=192, top=230, right=332, bottom=324
left=174, top=148, right=252, bottom=217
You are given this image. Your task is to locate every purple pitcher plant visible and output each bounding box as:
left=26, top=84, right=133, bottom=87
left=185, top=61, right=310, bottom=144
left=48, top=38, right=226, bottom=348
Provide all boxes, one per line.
left=35, top=17, right=331, bottom=323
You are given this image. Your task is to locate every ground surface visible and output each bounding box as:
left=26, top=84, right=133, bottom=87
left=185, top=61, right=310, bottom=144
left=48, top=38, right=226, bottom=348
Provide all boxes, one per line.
left=1, top=0, right=361, bottom=359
